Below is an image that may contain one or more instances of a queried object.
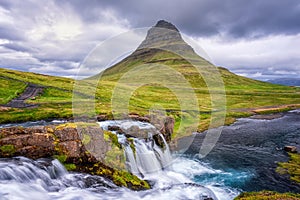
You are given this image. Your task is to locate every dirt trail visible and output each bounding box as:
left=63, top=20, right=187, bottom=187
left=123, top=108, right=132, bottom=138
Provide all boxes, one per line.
left=5, top=84, right=44, bottom=108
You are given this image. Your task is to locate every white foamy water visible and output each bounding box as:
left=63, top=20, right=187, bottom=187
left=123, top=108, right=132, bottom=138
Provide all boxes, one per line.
left=0, top=120, right=246, bottom=199
left=0, top=156, right=241, bottom=200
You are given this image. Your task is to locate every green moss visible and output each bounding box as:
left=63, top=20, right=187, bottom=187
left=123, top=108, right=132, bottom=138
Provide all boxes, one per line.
left=53, top=154, right=77, bottom=171
left=64, top=163, right=76, bottom=171
left=113, top=172, right=128, bottom=187
left=77, top=162, right=150, bottom=190
left=103, top=130, right=126, bottom=170
left=114, top=170, right=150, bottom=190
left=104, top=145, right=126, bottom=170
left=104, top=130, right=122, bottom=149
left=53, top=154, right=67, bottom=163
left=277, top=153, right=300, bottom=183
left=55, top=123, right=77, bottom=130
left=82, top=134, right=91, bottom=145
left=0, top=144, right=16, bottom=155
left=235, top=190, right=300, bottom=200
left=127, top=138, right=136, bottom=156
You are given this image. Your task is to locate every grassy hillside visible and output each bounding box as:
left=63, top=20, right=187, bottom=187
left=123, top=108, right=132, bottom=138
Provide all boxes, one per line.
left=0, top=77, right=27, bottom=104
left=0, top=68, right=74, bottom=123
left=0, top=54, right=299, bottom=137
left=88, top=49, right=300, bottom=136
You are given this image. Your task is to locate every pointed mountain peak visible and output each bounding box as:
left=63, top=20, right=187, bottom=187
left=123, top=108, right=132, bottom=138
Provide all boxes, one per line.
left=137, top=20, right=195, bottom=54
left=154, top=20, right=179, bottom=32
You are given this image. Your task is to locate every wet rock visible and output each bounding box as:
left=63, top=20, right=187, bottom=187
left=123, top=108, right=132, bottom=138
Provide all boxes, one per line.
left=146, top=114, right=175, bottom=142
left=122, top=125, right=155, bottom=139
left=55, top=128, right=80, bottom=142
left=97, top=114, right=108, bottom=121
left=108, top=125, right=123, bottom=133
left=128, top=114, right=150, bottom=123
left=79, top=126, right=109, bottom=162
left=284, top=146, right=297, bottom=153
left=0, top=125, right=100, bottom=161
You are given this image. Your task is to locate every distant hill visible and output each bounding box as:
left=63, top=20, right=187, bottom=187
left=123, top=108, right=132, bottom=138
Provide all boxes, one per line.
left=268, top=78, right=300, bottom=86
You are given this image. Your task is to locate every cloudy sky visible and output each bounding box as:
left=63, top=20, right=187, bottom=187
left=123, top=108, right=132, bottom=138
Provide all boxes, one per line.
left=0, top=0, right=299, bottom=80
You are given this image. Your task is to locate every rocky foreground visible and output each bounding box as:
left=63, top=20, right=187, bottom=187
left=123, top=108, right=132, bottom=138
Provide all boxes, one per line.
left=0, top=114, right=175, bottom=190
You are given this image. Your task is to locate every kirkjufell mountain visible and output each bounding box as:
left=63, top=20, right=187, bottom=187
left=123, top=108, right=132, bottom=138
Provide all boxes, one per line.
left=95, top=20, right=270, bottom=90
left=137, top=20, right=195, bottom=54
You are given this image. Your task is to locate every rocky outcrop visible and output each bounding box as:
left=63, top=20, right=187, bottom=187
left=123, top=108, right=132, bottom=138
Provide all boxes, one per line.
left=146, top=114, right=175, bottom=143
left=0, top=123, right=150, bottom=190
left=137, top=20, right=195, bottom=55
left=97, top=113, right=175, bottom=143
left=0, top=124, right=97, bottom=162
left=284, top=145, right=298, bottom=153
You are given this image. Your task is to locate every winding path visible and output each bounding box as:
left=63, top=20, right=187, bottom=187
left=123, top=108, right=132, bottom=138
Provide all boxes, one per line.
left=5, top=84, right=44, bottom=108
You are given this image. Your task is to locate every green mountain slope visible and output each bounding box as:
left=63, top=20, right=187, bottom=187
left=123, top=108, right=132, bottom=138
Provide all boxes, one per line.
left=0, top=20, right=299, bottom=134
left=88, top=20, right=300, bottom=134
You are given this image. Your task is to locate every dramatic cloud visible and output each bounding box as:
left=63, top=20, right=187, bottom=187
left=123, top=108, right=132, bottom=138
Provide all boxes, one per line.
left=69, top=0, right=300, bottom=38
left=195, top=34, right=300, bottom=80
left=0, top=0, right=130, bottom=77
left=0, top=0, right=299, bottom=80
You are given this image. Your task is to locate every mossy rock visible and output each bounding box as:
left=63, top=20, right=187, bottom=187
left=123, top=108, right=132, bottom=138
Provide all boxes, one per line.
left=104, top=130, right=122, bottom=149
left=0, top=144, right=16, bottom=156
left=235, top=190, right=300, bottom=200
left=76, top=162, right=150, bottom=190
left=127, top=138, right=136, bottom=156
left=55, top=123, right=77, bottom=130
left=113, top=170, right=150, bottom=190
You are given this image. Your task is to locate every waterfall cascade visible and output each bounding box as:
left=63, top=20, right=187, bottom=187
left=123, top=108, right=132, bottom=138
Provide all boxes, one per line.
left=0, top=119, right=246, bottom=200
left=98, top=120, right=172, bottom=176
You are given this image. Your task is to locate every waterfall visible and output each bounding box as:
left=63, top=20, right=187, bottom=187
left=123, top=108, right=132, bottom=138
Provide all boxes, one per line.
left=133, top=139, right=164, bottom=175
left=98, top=120, right=173, bottom=176
left=0, top=120, right=242, bottom=199
left=0, top=157, right=68, bottom=192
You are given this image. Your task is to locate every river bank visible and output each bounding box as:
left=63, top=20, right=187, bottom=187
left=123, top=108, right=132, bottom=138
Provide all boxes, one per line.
left=0, top=110, right=300, bottom=199
left=184, top=109, right=300, bottom=194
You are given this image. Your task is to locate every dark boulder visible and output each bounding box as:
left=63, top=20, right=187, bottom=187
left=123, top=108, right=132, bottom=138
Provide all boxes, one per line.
left=284, top=146, right=297, bottom=153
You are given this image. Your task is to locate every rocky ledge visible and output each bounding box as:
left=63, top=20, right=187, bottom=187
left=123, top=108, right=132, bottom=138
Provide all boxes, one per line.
left=0, top=115, right=176, bottom=190
left=97, top=113, right=175, bottom=142
left=0, top=123, right=150, bottom=190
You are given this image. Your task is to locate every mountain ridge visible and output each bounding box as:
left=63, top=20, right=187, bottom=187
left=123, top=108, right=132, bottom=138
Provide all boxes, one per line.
left=268, top=78, right=300, bottom=86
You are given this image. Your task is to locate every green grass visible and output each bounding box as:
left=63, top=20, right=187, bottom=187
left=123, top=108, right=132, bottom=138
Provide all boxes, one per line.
left=277, top=153, right=300, bottom=183
left=0, top=68, right=74, bottom=123
left=235, top=190, right=300, bottom=200
left=0, top=47, right=300, bottom=140
left=0, top=77, right=27, bottom=104
left=88, top=49, right=300, bottom=137
left=0, top=68, right=74, bottom=90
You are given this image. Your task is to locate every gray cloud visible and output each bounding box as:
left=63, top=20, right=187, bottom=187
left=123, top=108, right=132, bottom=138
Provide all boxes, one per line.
left=0, top=0, right=299, bottom=80
left=65, top=0, right=300, bottom=38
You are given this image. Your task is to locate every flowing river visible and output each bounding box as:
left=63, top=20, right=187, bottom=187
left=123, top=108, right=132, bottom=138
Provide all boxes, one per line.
left=0, top=110, right=299, bottom=200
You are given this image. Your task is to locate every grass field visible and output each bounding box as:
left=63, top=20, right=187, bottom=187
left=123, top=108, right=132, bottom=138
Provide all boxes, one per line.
left=234, top=190, right=300, bottom=200
left=0, top=49, right=299, bottom=140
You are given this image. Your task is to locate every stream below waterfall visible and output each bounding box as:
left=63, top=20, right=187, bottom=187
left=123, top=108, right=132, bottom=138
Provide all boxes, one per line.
left=0, top=110, right=300, bottom=200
